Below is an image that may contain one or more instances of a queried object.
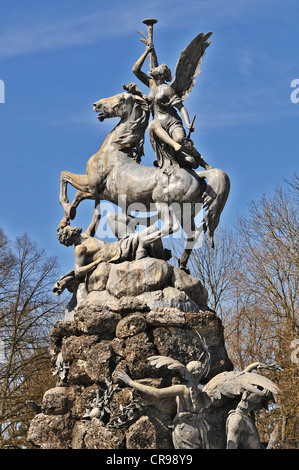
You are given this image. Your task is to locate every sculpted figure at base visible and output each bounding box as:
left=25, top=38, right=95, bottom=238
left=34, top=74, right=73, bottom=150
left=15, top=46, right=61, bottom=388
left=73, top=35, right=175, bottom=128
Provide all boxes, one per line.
left=117, top=336, right=212, bottom=449
left=53, top=217, right=169, bottom=296
left=226, top=391, right=279, bottom=449
left=203, top=361, right=282, bottom=449
left=118, top=358, right=282, bottom=449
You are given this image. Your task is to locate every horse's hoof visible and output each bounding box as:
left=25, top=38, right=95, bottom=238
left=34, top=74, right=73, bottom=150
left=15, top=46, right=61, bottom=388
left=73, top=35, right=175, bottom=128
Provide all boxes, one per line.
left=179, top=265, right=190, bottom=275
left=58, top=218, right=70, bottom=230
left=163, top=248, right=172, bottom=261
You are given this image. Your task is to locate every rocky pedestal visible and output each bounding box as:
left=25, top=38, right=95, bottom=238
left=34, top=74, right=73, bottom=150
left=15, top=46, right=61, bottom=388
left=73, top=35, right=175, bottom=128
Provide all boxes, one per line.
left=27, top=258, right=233, bottom=449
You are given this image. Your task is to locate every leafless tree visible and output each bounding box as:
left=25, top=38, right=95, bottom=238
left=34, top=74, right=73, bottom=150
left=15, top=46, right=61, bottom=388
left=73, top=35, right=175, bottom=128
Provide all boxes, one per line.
left=0, top=232, right=61, bottom=448
left=169, top=176, right=298, bottom=448
left=226, top=180, right=299, bottom=448
left=167, top=226, right=243, bottom=317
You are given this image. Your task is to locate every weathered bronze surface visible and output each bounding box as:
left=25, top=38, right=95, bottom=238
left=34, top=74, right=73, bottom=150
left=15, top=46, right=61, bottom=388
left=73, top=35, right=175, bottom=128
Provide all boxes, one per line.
left=57, top=19, right=230, bottom=274
left=27, top=20, right=280, bottom=451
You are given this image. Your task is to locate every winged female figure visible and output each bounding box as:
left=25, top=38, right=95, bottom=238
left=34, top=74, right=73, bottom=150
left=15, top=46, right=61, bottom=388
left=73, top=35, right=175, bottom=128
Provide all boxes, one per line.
left=117, top=334, right=212, bottom=449
left=132, top=28, right=213, bottom=172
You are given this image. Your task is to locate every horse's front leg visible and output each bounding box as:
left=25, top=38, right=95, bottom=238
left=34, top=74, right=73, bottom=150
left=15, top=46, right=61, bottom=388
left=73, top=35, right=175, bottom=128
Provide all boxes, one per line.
left=58, top=171, right=90, bottom=228
left=59, top=171, right=70, bottom=212
left=71, top=190, right=94, bottom=215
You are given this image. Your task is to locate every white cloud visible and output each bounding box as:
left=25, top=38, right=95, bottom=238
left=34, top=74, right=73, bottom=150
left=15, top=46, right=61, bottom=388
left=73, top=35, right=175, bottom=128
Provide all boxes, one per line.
left=0, top=0, right=279, bottom=60
left=0, top=8, right=138, bottom=60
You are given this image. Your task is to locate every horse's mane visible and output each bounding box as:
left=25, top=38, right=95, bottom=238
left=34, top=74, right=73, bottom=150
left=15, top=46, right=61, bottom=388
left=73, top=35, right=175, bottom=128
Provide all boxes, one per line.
left=112, top=89, right=150, bottom=160
left=114, top=99, right=149, bottom=146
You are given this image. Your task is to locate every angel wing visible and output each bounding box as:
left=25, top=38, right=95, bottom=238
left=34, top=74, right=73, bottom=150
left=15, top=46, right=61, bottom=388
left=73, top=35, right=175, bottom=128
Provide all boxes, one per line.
left=147, top=355, right=189, bottom=380
left=203, top=369, right=280, bottom=401
left=170, top=31, right=212, bottom=101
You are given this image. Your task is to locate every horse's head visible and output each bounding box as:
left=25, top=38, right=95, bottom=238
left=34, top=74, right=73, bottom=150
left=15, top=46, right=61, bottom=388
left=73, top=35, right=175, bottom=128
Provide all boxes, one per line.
left=93, top=86, right=150, bottom=158
left=93, top=91, right=131, bottom=121
left=93, top=84, right=149, bottom=121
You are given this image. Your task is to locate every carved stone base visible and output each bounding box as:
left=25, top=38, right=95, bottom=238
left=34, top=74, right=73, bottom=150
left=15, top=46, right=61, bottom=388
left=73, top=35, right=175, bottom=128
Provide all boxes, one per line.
left=27, top=258, right=234, bottom=449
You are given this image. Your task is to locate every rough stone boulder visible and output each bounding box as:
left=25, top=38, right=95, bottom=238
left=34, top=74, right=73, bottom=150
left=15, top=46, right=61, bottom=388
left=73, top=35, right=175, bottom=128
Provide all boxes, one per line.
left=86, top=257, right=208, bottom=310
left=106, top=258, right=173, bottom=298
left=27, top=257, right=233, bottom=449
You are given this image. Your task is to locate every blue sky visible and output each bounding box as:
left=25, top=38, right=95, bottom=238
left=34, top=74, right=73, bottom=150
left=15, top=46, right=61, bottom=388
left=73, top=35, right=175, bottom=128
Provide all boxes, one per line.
left=0, top=0, right=298, bottom=274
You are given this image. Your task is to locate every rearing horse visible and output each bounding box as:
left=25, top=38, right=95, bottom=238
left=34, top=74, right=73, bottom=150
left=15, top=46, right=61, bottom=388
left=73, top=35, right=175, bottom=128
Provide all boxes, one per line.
left=59, top=87, right=230, bottom=271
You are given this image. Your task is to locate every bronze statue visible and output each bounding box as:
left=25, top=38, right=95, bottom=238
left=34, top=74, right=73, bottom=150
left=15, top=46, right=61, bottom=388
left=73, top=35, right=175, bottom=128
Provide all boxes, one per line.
left=58, top=89, right=229, bottom=271
left=50, top=20, right=284, bottom=451
left=134, top=20, right=212, bottom=172
left=57, top=20, right=230, bottom=273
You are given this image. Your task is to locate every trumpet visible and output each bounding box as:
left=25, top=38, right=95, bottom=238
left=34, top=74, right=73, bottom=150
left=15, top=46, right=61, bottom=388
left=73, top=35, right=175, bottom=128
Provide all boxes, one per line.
left=138, top=18, right=158, bottom=45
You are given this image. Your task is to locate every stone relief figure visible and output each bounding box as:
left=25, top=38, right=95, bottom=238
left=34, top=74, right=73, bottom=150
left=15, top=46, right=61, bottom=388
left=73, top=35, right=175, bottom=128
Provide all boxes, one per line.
left=134, top=20, right=212, bottom=172
left=118, top=358, right=282, bottom=449
left=203, top=361, right=282, bottom=449
left=117, top=335, right=212, bottom=449
left=226, top=391, right=279, bottom=449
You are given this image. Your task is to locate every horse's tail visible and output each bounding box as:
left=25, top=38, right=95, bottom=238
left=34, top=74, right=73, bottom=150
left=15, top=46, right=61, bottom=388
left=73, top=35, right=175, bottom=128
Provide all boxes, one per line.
left=196, top=168, right=230, bottom=248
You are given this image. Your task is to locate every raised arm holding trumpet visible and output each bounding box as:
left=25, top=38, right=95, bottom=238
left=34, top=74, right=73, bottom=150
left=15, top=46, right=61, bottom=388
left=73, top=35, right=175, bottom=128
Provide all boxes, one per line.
left=132, top=19, right=212, bottom=171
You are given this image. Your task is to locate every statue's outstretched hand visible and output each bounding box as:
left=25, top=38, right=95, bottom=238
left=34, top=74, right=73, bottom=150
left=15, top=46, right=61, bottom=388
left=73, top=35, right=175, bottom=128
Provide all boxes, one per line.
left=116, top=370, right=132, bottom=386
left=146, top=43, right=154, bottom=54
left=138, top=29, right=149, bottom=45
left=187, top=123, right=195, bottom=133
